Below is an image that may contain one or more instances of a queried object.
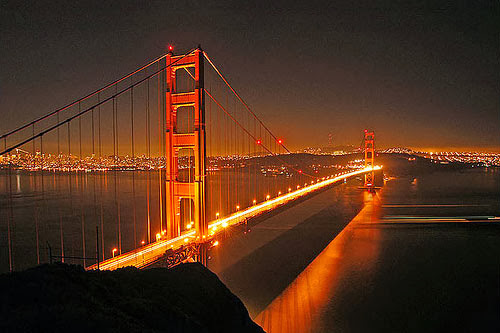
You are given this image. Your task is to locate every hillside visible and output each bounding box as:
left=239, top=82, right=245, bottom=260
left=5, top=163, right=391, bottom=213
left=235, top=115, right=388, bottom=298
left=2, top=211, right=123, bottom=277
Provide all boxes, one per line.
left=0, top=263, right=264, bottom=333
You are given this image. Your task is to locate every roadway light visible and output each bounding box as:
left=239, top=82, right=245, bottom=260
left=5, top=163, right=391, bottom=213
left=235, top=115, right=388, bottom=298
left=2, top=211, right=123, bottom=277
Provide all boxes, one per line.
left=141, top=240, right=145, bottom=246
left=216, top=212, right=220, bottom=218
left=112, top=248, right=117, bottom=258
left=266, top=194, right=270, bottom=200
left=253, top=199, right=256, bottom=205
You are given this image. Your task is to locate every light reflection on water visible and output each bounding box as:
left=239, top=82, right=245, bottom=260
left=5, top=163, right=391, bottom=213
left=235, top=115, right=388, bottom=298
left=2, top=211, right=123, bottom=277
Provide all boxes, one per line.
left=246, top=169, right=500, bottom=332
left=0, top=168, right=315, bottom=273
left=254, top=191, right=381, bottom=333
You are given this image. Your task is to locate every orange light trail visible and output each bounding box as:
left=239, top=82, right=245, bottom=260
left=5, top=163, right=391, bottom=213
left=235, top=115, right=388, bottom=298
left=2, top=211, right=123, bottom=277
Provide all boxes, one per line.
left=89, top=166, right=381, bottom=271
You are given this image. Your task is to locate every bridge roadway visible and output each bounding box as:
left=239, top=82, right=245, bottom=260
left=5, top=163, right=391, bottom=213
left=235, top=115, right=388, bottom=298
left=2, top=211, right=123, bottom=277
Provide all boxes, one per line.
left=88, top=166, right=381, bottom=271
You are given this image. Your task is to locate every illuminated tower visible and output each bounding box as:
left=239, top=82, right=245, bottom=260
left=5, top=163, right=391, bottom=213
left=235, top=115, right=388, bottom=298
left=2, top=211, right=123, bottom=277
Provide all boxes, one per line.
left=164, top=47, right=207, bottom=253
left=364, top=130, right=375, bottom=187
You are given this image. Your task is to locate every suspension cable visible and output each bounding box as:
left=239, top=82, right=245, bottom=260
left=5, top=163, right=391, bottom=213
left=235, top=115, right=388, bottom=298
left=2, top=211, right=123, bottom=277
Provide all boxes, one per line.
left=0, top=49, right=196, bottom=156
left=203, top=51, right=291, bottom=154
left=0, top=53, right=169, bottom=140
left=204, top=89, right=317, bottom=179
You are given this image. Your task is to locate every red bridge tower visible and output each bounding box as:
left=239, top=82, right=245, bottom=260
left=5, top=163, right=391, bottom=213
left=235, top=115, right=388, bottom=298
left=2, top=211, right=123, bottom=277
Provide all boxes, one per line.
left=364, top=130, right=375, bottom=188
left=164, top=47, right=207, bottom=263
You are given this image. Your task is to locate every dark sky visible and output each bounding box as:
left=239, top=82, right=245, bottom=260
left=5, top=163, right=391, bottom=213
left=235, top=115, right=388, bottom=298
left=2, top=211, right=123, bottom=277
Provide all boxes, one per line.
left=1, top=0, right=499, bottom=151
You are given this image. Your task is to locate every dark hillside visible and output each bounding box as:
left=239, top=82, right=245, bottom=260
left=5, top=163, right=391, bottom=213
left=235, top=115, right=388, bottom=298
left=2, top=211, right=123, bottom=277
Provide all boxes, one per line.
left=0, top=263, right=264, bottom=333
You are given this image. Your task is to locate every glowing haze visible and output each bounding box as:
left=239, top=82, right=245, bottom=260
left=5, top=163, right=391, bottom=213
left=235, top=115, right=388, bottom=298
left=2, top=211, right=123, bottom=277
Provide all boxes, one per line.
left=1, top=1, right=498, bottom=152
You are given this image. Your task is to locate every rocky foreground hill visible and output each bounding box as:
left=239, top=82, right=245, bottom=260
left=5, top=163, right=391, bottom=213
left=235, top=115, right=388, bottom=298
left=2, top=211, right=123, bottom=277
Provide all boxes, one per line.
left=0, top=263, right=264, bottom=333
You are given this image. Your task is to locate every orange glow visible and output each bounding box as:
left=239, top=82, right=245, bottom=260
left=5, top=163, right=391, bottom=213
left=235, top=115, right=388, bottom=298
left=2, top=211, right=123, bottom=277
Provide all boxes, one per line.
left=255, top=191, right=381, bottom=332
left=88, top=167, right=380, bottom=271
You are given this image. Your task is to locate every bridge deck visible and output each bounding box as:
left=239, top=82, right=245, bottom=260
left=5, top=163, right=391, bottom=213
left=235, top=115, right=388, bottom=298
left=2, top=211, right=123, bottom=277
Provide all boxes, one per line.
left=88, top=167, right=380, bottom=271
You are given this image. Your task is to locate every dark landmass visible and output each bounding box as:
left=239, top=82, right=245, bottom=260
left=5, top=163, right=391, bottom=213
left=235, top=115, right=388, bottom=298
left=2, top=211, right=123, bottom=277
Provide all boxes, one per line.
left=250, top=152, right=476, bottom=176
left=0, top=263, right=264, bottom=333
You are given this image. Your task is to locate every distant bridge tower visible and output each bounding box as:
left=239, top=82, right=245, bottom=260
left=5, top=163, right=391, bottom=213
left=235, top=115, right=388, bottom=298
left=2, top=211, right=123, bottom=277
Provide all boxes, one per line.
left=364, top=130, right=375, bottom=187
left=165, top=47, right=207, bottom=263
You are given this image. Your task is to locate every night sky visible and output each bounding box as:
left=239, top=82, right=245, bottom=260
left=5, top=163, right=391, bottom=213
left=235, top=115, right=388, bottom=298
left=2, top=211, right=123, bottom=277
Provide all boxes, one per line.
left=1, top=0, right=499, bottom=151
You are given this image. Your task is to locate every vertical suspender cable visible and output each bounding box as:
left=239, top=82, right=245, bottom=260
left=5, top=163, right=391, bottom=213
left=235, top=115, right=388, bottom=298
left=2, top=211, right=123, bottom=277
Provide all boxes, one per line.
left=157, top=63, right=163, bottom=236
left=146, top=79, right=151, bottom=243
left=78, top=107, right=86, bottom=267
left=32, top=124, right=40, bottom=265
left=131, top=86, right=137, bottom=247
left=40, top=136, right=45, bottom=264
left=6, top=163, right=14, bottom=271
left=116, top=90, right=122, bottom=255
left=98, top=93, right=104, bottom=259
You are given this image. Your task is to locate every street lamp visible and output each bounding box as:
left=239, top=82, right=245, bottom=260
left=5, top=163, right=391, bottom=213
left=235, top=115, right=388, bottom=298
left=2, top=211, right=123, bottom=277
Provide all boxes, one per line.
left=112, top=248, right=117, bottom=258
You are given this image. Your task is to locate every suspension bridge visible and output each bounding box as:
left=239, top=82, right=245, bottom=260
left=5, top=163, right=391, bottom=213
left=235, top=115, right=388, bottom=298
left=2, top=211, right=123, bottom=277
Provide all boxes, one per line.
left=0, top=46, right=380, bottom=273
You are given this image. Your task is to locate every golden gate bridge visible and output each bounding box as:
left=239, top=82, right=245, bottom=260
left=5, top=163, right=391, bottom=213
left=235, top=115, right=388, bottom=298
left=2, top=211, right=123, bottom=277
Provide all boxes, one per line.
left=0, top=46, right=379, bottom=273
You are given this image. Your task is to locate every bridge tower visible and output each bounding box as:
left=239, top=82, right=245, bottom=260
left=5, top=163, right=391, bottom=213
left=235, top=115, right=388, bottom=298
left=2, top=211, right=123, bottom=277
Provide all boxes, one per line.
left=364, top=130, right=375, bottom=187
left=165, top=47, right=207, bottom=263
